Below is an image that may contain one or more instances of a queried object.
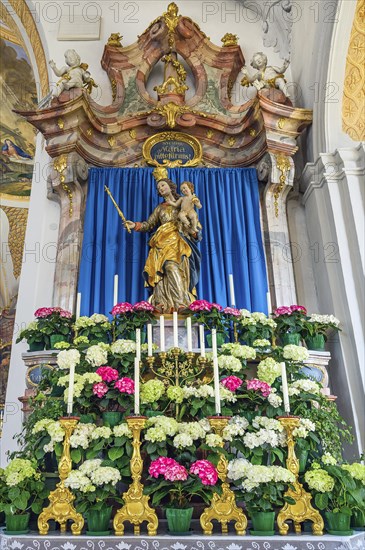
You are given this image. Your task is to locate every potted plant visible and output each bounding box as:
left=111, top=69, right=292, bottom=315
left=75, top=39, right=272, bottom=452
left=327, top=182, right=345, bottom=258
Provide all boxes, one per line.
left=34, top=307, right=74, bottom=349
left=188, top=300, right=227, bottom=346
left=302, top=314, right=341, bottom=351
left=304, top=459, right=361, bottom=534
left=342, top=462, right=365, bottom=529
left=64, top=459, right=122, bottom=535
left=73, top=313, right=111, bottom=344
left=228, top=459, right=295, bottom=535
left=111, top=301, right=155, bottom=341
left=0, top=458, right=48, bottom=534
left=144, top=456, right=219, bottom=534
left=16, top=320, right=46, bottom=351
left=92, top=367, right=135, bottom=424
left=236, top=310, right=277, bottom=346
left=272, top=305, right=307, bottom=346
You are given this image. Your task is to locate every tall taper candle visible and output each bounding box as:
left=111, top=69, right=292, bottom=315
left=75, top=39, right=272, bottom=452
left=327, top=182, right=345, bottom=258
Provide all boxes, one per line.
left=136, top=328, right=141, bottom=360
left=76, top=292, right=81, bottom=319
left=173, top=311, right=178, bottom=347
left=229, top=274, right=236, bottom=307
left=280, top=362, right=290, bottom=413
left=266, top=291, right=272, bottom=315
left=160, top=315, right=165, bottom=351
left=186, top=317, right=192, bottom=352
left=67, top=363, right=75, bottom=414
left=147, top=323, right=153, bottom=356
left=199, top=324, right=205, bottom=357
left=113, top=274, right=118, bottom=306
left=134, top=357, right=140, bottom=415
left=211, top=329, right=221, bottom=414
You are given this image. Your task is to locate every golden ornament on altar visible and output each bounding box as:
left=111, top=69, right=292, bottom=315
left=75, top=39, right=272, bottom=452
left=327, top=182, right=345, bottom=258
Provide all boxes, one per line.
left=107, top=32, right=123, bottom=47
left=221, top=33, right=238, bottom=47
left=277, top=415, right=324, bottom=536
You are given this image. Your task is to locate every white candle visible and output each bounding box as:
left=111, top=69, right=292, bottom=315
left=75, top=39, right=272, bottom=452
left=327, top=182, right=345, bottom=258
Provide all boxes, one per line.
left=187, top=316, right=192, bottom=352
left=229, top=274, right=236, bottom=307
left=134, top=357, right=140, bottom=415
left=160, top=315, right=165, bottom=351
left=75, top=292, right=81, bottom=319
left=212, top=329, right=221, bottom=415
left=173, top=311, right=178, bottom=347
left=199, top=324, right=205, bottom=357
left=280, top=362, right=290, bottom=413
left=147, top=323, right=153, bottom=356
left=113, top=274, right=118, bottom=306
left=136, top=328, right=141, bottom=360
left=67, top=363, right=75, bottom=415
left=266, top=290, right=272, bottom=315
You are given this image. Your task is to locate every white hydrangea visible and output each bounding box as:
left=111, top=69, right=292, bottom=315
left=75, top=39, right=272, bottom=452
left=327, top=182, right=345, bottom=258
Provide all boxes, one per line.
left=79, top=459, right=103, bottom=475
left=227, top=458, right=250, bottom=480
left=57, top=349, right=80, bottom=370
left=85, top=344, right=109, bottom=367
left=145, top=426, right=168, bottom=442
left=252, top=339, right=271, bottom=348
left=292, top=418, right=316, bottom=439
left=309, top=314, right=340, bottom=327
left=110, top=339, right=136, bottom=355
left=205, top=433, right=223, bottom=447
left=228, top=462, right=295, bottom=489
left=267, top=389, right=283, bottom=408
left=252, top=416, right=284, bottom=432
left=322, top=452, right=337, bottom=465
left=243, top=427, right=283, bottom=449
left=220, top=386, right=237, bottom=402
left=64, top=470, right=95, bottom=492
left=288, top=379, right=321, bottom=396
left=182, top=386, right=199, bottom=398
left=251, top=312, right=268, bottom=323
left=239, top=309, right=251, bottom=318
left=257, top=357, right=282, bottom=385
left=223, top=416, right=249, bottom=441
left=198, top=418, right=211, bottom=432
left=90, top=313, right=110, bottom=324
left=221, top=343, right=256, bottom=360
left=173, top=432, right=194, bottom=449
left=90, top=466, right=121, bottom=486
left=89, top=426, right=112, bottom=440
left=178, top=421, right=206, bottom=440
left=113, top=424, right=132, bottom=438
left=283, top=345, right=309, bottom=362
left=70, top=423, right=96, bottom=449
left=82, top=372, right=103, bottom=385
left=196, top=385, right=215, bottom=398
left=218, top=355, right=242, bottom=372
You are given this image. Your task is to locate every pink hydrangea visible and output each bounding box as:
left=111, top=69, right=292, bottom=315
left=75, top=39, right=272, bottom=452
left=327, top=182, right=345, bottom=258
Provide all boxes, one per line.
left=34, top=307, right=53, bottom=318
left=189, top=300, right=214, bottom=312
left=133, top=301, right=154, bottom=312
left=290, top=305, right=307, bottom=315
left=92, top=382, right=109, bottom=398
left=164, top=463, right=188, bottom=482
left=211, top=303, right=223, bottom=311
left=114, top=377, right=135, bottom=394
left=96, top=366, right=119, bottom=383
left=221, top=375, right=243, bottom=392
left=246, top=378, right=272, bottom=397
left=223, top=307, right=241, bottom=317
left=190, top=460, right=218, bottom=485
left=273, top=306, right=292, bottom=316
left=34, top=306, right=72, bottom=318
left=111, top=302, right=134, bottom=316
left=149, top=457, right=178, bottom=478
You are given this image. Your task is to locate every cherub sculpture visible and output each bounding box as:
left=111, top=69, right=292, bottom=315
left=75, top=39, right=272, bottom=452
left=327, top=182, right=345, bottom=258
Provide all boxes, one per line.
left=37, top=49, right=97, bottom=109
left=241, top=52, right=290, bottom=98
left=166, top=181, right=202, bottom=233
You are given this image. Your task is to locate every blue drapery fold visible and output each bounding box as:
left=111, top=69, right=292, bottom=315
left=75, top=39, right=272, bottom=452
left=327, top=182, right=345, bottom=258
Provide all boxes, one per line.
left=78, top=167, right=268, bottom=316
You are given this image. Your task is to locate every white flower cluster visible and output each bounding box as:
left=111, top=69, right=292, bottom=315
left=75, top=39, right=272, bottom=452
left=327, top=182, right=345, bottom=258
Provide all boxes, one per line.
left=32, top=418, right=65, bottom=452
left=288, top=379, right=321, bottom=396
left=57, top=349, right=80, bottom=370
left=85, top=343, right=109, bottom=367
left=145, top=416, right=179, bottom=443
left=69, top=422, right=131, bottom=449
left=220, top=386, right=237, bottom=403
left=267, top=388, right=283, bottom=408
left=218, top=355, right=243, bottom=372
left=58, top=372, right=102, bottom=402
left=292, top=418, right=316, bottom=439
left=221, top=343, right=256, bottom=360
left=114, top=423, right=132, bottom=438
left=223, top=416, right=249, bottom=441
left=251, top=312, right=277, bottom=329
left=252, top=339, right=271, bottom=348
left=65, top=459, right=121, bottom=493
left=252, top=416, right=284, bottom=432
left=110, top=339, right=136, bottom=355
left=309, top=314, right=340, bottom=327
left=322, top=452, right=337, bottom=465
left=243, top=420, right=286, bottom=449
left=227, top=459, right=295, bottom=490
left=257, top=357, right=282, bottom=385
left=90, top=313, right=110, bottom=324
left=205, top=433, right=223, bottom=447
left=283, top=345, right=309, bottom=362
left=182, top=385, right=214, bottom=399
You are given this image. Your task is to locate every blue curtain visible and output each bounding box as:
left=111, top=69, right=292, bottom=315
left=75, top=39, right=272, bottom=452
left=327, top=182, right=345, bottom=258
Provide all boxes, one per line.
left=78, top=167, right=268, bottom=316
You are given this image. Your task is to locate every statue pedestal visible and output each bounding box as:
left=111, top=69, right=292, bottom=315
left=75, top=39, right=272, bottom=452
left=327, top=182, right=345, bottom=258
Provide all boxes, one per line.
left=152, top=316, right=200, bottom=351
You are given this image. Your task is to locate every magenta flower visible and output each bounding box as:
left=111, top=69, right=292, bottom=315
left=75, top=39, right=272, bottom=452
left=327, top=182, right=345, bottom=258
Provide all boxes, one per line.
left=164, top=463, right=189, bottom=482
left=211, top=303, right=223, bottom=311
left=149, top=457, right=178, bottom=478
left=133, top=301, right=155, bottom=312
left=92, top=382, right=108, bottom=398
left=273, top=306, right=292, bottom=316
left=189, top=300, right=214, bottom=312
left=114, top=377, right=135, bottom=394
left=96, top=366, right=119, bottom=383
left=190, top=460, right=218, bottom=485
left=34, top=307, right=53, bottom=318
left=290, top=305, right=307, bottom=315
left=221, top=375, right=243, bottom=392
left=223, top=307, right=241, bottom=317
left=111, top=302, right=134, bottom=316
left=246, top=378, right=272, bottom=397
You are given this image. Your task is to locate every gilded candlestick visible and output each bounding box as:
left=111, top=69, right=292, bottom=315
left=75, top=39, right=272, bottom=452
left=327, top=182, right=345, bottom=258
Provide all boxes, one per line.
left=277, top=415, right=324, bottom=536
left=38, top=417, right=84, bottom=535
left=200, top=416, right=247, bottom=536
left=113, top=416, right=158, bottom=536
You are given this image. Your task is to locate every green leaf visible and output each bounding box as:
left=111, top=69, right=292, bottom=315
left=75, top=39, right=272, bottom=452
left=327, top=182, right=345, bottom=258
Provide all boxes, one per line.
left=71, top=449, right=82, bottom=464
left=108, top=447, right=125, bottom=461
left=315, top=493, right=328, bottom=510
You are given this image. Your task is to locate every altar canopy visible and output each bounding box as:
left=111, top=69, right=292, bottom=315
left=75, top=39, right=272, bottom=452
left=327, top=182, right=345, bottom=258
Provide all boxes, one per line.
left=78, top=167, right=268, bottom=315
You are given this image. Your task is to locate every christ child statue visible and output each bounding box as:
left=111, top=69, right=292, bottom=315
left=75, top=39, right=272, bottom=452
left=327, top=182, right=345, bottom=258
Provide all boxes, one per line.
left=166, top=181, right=202, bottom=233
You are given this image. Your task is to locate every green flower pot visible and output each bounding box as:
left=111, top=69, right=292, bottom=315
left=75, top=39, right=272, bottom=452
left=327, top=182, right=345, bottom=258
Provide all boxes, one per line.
left=28, top=340, right=45, bottom=352
left=305, top=334, right=325, bottom=351
left=86, top=506, right=113, bottom=535
left=102, top=411, right=123, bottom=427
left=5, top=512, right=30, bottom=534
left=250, top=511, right=275, bottom=535
left=166, top=507, right=193, bottom=535
left=49, top=333, right=67, bottom=348
left=206, top=332, right=226, bottom=348
left=281, top=333, right=301, bottom=346
left=351, top=509, right=365, bottom=529
left=79, top=413, right=95, bottom=424
left=325, top=511, right=353, bottom=535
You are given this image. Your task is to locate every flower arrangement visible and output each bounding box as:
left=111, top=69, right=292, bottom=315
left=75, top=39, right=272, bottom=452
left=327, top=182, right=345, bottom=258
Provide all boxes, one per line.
left=188, top=300, right=227, bottom=333
left=272, top=305, right=307, bottom=340
left=236, top=310, right=277, bottom=345
left=0, top=458, right=48, bottom=516
left=228, top=459, right=295, bottom=513
left=111, top=301, right=155, bottom=339
left=144, top=456, right=219, bottom=509
left=92, top=368, right=135, bottom=413
left=301, top=314, right=341, bottom=348
left=73, top=313, right=111, bottom=344
left=16, top=320, right=45, bottom=350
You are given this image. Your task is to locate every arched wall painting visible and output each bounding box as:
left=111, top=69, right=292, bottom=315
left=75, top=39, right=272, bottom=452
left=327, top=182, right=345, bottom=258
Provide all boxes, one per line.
left=0, top=16, right=37, bottom=406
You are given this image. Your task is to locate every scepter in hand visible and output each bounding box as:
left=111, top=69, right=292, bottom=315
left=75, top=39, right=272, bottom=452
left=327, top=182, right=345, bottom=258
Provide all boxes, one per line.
left=104, top=185, right=131, bottom=233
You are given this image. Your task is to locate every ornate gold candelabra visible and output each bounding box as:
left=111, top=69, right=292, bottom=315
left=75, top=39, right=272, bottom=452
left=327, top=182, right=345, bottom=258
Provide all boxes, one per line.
left=277, top=416, right=324, bottom=535
left=200, top=416, right=247, bottom=535
left=38, top=417, right=84, bottom=535
left=113, top=416, right=158, bottom=536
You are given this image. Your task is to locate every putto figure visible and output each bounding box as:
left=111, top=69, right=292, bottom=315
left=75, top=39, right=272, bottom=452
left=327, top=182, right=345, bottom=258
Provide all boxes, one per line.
left=166, top=181, right=202, bottom=233
left=241, top=52, right=290, bottom=98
